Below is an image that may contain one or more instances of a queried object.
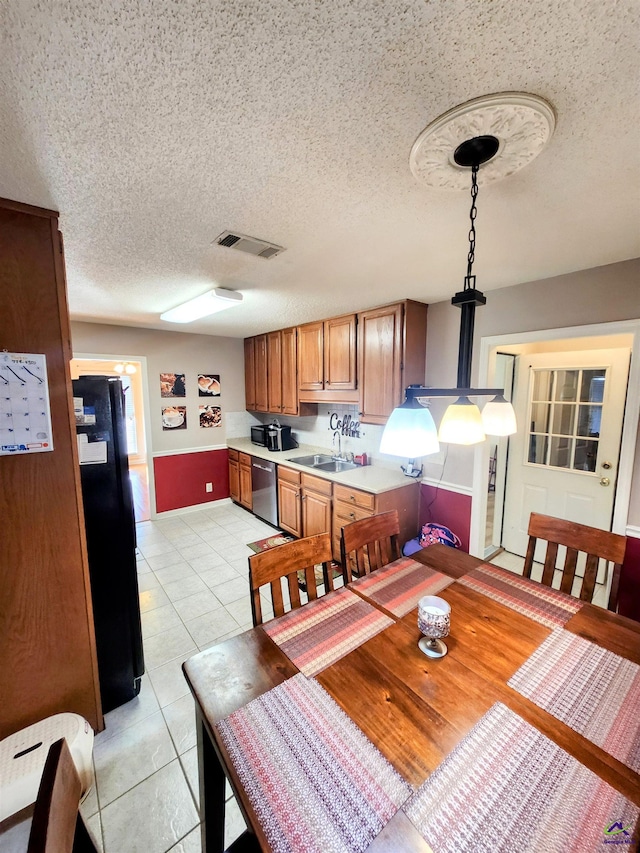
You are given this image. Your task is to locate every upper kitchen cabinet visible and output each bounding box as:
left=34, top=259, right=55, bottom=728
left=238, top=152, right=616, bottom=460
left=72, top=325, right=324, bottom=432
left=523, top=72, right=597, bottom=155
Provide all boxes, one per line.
left=254, top=334, right=268, bottom=412
left=298, top=314, right=358, bottom=403
left=245, top=328, right=298, bottom=415
left=281, top=327, right=298, bottom=415
left=267, top=330, right=283, bottom=413
left=358, top=300, right=428, bottom=424
left=244, top=338, right=256, bottom=411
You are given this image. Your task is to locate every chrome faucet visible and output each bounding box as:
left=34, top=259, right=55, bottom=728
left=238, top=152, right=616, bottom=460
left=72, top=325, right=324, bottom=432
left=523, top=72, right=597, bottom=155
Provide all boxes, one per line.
left=332, top=430, right=344, bottom=460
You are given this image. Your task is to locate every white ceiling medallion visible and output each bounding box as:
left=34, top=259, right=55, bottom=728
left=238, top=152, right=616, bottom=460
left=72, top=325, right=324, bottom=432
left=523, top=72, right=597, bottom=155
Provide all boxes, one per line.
left=410, top=92, right=556, bottom=190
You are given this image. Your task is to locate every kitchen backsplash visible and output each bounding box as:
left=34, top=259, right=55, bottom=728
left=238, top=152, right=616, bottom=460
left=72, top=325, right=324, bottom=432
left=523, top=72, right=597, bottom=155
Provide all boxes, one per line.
left=226, top=406, right=401, bottom=470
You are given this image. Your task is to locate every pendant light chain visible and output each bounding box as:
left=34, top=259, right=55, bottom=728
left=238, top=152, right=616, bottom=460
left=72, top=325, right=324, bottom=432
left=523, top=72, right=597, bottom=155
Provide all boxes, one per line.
left=464, top=163, right=479, bottom=290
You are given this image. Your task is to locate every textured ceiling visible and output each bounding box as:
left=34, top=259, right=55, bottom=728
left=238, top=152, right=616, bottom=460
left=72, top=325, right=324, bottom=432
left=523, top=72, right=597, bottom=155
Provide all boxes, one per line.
left=1, top=1, right=638, bottom=337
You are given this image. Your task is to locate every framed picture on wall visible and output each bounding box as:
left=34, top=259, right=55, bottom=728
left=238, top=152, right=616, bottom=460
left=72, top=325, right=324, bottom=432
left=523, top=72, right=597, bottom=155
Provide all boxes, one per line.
left=162, top=406, right=187, bottom=430
left=160, top=373, right=186, bottom=397
left=199, top=405, right=222, bottom=428
left=197, top=374, right=220, bottom=396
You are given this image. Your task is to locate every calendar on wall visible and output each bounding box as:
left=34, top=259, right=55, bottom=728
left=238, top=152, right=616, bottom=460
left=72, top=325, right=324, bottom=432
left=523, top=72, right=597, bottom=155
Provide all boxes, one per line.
left=0, top=352, right=54, bottom=455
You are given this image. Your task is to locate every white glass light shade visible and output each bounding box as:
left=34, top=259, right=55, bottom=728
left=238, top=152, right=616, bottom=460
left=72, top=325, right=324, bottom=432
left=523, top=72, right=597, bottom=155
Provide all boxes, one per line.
left=113, top=363, right=125, bottom=374
left=380, top=404, right=440, bottom=458
left=481, top=395, right=517, bottom=436
left=124, top=363, right=137, bottom=374
left=438, top=396, right=485, bottom=445
left=161, top=288, right=243, bottom=323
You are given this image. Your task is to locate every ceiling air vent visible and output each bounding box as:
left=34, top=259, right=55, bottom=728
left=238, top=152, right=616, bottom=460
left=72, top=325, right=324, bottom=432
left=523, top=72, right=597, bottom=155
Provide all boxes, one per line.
left=214, top=231, right=285, bottom=259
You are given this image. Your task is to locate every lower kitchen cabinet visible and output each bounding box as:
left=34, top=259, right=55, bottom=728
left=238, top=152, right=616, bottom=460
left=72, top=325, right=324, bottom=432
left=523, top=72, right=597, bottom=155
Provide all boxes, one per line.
left=229, top=449, right=253, bottom=510
left=332, top=481, right=419, bottom=564
left=277, top=467, right=332, bottom=538
left=278, top=466, right=302, bottom=537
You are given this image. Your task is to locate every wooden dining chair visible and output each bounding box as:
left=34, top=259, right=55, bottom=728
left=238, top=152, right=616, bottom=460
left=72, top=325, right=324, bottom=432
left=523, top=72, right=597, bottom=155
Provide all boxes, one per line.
left=340, top=510, right=401, bottom=582
left=27, top=738, right=97, bottom=853
left=524, top=512, right=627, bottom=610
left=249, top=532, right=335, bottom=626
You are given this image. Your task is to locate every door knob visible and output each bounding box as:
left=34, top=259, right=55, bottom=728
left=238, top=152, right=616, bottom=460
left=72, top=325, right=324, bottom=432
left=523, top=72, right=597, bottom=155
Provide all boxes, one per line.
left=602, top=461, right=612, bottom=470
left=600, top=477, right=610, bottom=487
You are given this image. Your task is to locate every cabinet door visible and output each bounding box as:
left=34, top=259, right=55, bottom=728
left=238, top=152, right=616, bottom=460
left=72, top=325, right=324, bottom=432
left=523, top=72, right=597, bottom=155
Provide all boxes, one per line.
left=244, top=337, right=256, bottom=411
left=254, top=334, right=268, bottom=412
left=229, top=459, right=240, bottom=503
left=267, top=330, right=283, bottom=413
left=297, top=321, right=324, bottom=390
left=324, top=314, right=357, bottom=390
left=239, top=464, right=252, bottom=510
left=281, top=327, right=298, bottom=415
left=302, top=489, right=332, bottom=537
left=278, top=479, right=302, bottom=537
left=358, top=303, right=403, bottom=424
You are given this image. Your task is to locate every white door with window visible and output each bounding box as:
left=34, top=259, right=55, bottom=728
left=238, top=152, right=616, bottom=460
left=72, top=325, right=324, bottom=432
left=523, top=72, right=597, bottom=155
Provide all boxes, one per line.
left=502, top=348, right=630, bottom=558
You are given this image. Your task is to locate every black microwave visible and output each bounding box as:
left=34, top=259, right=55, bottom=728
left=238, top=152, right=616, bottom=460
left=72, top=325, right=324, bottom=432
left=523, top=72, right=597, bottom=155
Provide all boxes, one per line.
left=251, top=424, right=270, bottom=447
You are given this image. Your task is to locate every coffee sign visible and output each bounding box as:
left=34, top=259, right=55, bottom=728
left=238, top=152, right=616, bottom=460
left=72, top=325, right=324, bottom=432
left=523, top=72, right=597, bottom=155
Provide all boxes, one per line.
left=329, top=412, right=361, bottom=438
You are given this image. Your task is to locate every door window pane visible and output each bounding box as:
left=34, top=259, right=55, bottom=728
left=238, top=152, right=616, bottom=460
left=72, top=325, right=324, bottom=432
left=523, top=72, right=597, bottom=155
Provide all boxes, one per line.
left=549, top=436, right=572, bottom=469
left=528, top=434, right=548, bottom=464
left=580, top=369, right=606, bottom=402
left=551, top=404, right=576, bottom=436
left=573, top=439, right=598, bottom=472
left=554, top=370, right=579, bottom=402
left=577, top=404, right=602, bottom=438
left=530, top=402, right=550, bottom=433
left=532, top=370, right=552, bottom=402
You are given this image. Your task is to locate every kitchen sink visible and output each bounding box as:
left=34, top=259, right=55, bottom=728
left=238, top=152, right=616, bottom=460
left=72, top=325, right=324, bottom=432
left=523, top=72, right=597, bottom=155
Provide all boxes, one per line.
left=286, top=454, right=358, bottom=473
left=287, top=454, right=334, bottom=467
left=313, top=460, right=358, bottom=473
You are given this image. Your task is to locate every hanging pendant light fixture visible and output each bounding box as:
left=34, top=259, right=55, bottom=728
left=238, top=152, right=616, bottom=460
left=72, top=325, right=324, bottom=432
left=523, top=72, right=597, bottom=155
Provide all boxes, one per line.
left=380, top=93, right=556, bottom=473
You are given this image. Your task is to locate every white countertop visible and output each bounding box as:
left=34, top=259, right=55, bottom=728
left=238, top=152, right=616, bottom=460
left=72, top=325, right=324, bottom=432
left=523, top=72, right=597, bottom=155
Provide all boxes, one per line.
left=227, top=438, right=418, bottom=495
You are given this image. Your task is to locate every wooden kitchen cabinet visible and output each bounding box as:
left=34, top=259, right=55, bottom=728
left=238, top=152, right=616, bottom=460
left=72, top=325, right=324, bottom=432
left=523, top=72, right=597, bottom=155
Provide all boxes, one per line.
left=277, top=466, right=302, bottom=537
left=277, top=467, right=332, bottom=538
left=239, top=452, right=253, bottom=510
left=358, top=300, right=428, bottom=424
left=228, top=449, right=240, bottom=503
left=254, top=334, right=268, bottom=412
left=297, top=321, right=324, bottom=391
left=332, top=481, right=420, bottom=564
left=298, top=313, right=358, bottom=403
left=301, top=473, right=332, bottom=537
left=244, top=338, right=256, bottom=411
left=267, top=330, right=283, bottom=413
left=281, top=326, right=298, bottom=415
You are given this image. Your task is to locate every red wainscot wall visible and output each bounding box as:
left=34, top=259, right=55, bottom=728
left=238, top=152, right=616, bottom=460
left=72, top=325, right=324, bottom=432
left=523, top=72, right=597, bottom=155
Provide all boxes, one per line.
left=153, top=449, right=230, bottom=513
left=419, top=483, right=471, bottom=553
left=619, top=535, right=640, bottom=623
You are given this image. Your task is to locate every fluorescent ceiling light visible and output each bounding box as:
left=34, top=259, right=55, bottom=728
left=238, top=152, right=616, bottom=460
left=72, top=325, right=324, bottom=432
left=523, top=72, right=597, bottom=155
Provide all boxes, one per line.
left=160, top=288, right=243, bottom=323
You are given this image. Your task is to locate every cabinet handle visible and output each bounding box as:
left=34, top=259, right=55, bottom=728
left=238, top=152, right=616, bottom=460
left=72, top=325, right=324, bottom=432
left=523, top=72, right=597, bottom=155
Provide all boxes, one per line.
left=350, top=495, right=356, bottom=502
left=349, top=512, right=355, bottom=519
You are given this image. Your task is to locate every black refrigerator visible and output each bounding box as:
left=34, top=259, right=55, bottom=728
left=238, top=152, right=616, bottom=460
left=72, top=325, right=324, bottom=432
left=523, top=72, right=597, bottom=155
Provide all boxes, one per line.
left=73, top=376, right=144, bottom=713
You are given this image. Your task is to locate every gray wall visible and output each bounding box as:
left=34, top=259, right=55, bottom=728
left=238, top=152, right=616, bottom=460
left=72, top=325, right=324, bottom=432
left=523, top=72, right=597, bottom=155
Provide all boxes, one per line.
left=423, top=258, right=640, bottom=524
left=70, top=322, right=246, bottom=454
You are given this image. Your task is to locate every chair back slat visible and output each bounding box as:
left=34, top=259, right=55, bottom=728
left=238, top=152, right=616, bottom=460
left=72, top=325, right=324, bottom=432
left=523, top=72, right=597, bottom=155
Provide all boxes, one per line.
left=27, top=738, right=97, bottom=853
left=524, top=512, right=627, bottom=611
left=341, top=511, right=401, bottom=578
left=249, top=532, right=334, bottom=626
left=559, top=549, right=579, bottom=595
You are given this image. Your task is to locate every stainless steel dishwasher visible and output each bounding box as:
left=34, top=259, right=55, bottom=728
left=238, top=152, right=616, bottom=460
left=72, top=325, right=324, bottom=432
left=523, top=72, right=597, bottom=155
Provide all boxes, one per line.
left=251, top=456, right=278, bottom=526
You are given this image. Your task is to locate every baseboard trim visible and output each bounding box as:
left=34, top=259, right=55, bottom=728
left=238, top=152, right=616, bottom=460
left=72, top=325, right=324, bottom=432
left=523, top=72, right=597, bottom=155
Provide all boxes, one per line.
left=153, top=497, right=233, bottom=519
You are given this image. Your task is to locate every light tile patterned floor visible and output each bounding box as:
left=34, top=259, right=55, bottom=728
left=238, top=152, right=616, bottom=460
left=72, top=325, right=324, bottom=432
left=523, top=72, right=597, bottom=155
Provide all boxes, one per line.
left=81, top=501, right=280, bottom=853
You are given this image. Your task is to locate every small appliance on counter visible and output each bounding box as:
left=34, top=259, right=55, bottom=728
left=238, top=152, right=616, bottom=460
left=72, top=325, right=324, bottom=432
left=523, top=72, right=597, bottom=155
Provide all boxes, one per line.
left=267, top=422, right=298, bottom=452
left=251, top=424, right=270, bottom=447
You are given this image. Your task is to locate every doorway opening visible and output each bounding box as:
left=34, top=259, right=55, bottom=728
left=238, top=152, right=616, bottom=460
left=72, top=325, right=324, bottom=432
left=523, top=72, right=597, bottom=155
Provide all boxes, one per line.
left=70, top=357, right=151, bottom=522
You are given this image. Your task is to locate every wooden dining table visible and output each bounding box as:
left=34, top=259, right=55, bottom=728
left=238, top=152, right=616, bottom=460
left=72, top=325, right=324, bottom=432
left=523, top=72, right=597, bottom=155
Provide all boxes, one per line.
left=182, top=543, right=640, bottom=853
